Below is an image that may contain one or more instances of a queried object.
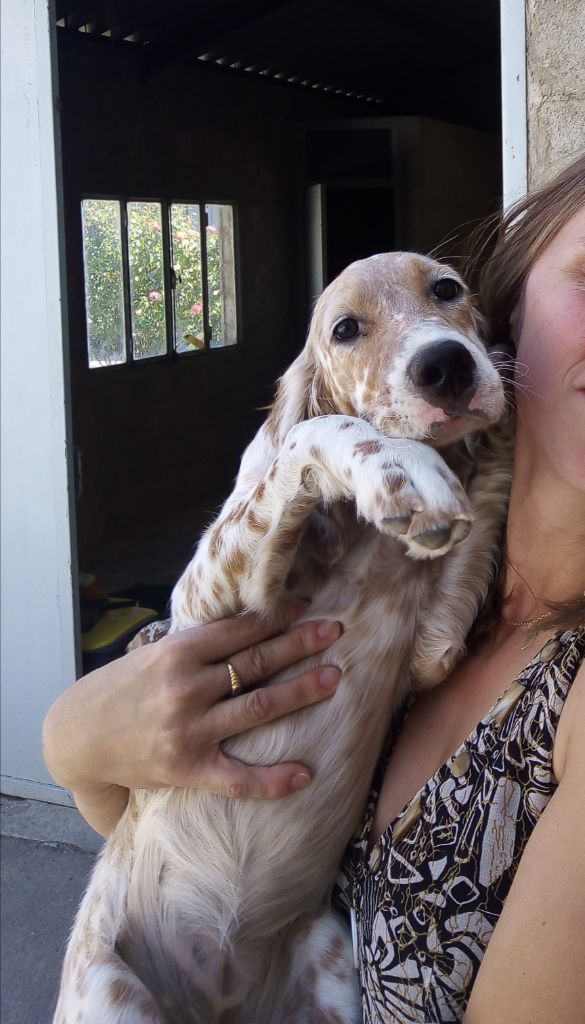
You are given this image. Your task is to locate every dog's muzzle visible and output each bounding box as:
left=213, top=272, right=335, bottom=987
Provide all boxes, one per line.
left=407, top=339, right=477, bottom=413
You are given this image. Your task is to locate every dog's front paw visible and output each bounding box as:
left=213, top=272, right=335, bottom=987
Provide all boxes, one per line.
left=352, top=441, right=473, bottom=560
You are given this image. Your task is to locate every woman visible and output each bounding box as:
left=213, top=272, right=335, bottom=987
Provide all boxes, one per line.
left=44, top=155, right=585, bottom=1023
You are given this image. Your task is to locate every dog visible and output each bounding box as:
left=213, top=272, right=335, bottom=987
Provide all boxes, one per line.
left=54, top=252, right=510, bottom=1023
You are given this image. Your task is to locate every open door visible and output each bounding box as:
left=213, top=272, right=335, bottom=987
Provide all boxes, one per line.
left=1, top=0, right=79, bottom=804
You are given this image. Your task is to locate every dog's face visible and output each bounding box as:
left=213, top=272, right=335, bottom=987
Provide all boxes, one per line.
left=304, top=252, right=505, bottom=446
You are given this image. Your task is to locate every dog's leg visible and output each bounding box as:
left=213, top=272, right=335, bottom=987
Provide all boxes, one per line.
left=412, top=424, right=514, bottom=688
left=279, top=909, right=361, bottom=1024
left=52, top=838, right=163, bottom=1024
left=172, top=415, right=474, bottom=630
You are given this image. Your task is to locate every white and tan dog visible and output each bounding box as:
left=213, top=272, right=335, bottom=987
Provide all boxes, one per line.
left=54, top=253, right=510, bottom=1024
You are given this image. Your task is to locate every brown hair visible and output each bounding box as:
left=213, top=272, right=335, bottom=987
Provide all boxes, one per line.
left=478, top=153, right=585, bottom=351
left=468, top=153, right=585, bottom=645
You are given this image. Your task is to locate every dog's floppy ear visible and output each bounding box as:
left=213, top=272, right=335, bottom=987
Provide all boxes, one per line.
left=265, top=347, right=316, bottom=447
left=265, top=314, right=338, bottom=447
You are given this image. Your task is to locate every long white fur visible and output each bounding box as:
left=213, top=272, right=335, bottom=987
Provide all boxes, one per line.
left=53, top=253, right=511, bottom=1024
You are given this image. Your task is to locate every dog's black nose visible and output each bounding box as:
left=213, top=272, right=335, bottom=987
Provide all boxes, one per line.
left=407, top=340, right=476, bottom=410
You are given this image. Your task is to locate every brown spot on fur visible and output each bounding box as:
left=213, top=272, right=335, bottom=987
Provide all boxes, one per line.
left=208, top=524, right=223, bottom=557
left=247, top=508, right=269, bottom=533
left=339, top=420, right=352, bottom=430
left=223, top=502, right=247, bottom=528
left=109, top=979, right=138, bottom=1006
left=384, top=469, right=408, bottom=493
left=354, top=440, right=383, bottom=458
left=182, top=579, right=198, bottom=614
left=268, top=458, right=279, bottom=480
left=139, top=999, right=160, bottom=1021
left=223, top=546, right=248, bottom=589
left=301, top=466, right=318, bottom=491
left=254, top=480, right=266, bottom=502
left=288, top=440, right=297, bottom=449
left=309, top=445, right=322, bottom=460
left=212, top=580, right=224, bottom=601
left=321, top=934, right=344, bottom=972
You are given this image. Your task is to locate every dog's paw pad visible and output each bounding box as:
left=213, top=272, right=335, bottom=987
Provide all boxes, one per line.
left=411, top=525, right=453, bottom=550
left=381, top=515, right=412, bottom=536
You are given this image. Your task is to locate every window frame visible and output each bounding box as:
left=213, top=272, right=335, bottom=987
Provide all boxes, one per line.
left=80, top=193, right=240, bottom=371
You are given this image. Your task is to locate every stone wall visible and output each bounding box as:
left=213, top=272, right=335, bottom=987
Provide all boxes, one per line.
left=526, top=0, right=585, bottom=189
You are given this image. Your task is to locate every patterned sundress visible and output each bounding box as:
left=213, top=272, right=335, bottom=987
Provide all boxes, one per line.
left=337, top=628, right=585, bottom=1023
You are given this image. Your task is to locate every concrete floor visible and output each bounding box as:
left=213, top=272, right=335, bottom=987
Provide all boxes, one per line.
left=0, top=795, right=102, bottom=1024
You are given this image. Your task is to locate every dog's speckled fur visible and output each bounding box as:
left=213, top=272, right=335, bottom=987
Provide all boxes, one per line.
left=54, top=254, right=511, bottom=1024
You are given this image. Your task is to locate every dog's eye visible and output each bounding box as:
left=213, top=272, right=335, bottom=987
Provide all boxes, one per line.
left=333, top=317, right=360, bottom=342
left=432, top=278, right=462, bottom=302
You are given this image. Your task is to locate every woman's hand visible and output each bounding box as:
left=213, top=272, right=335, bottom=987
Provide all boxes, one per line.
left=42, top=603, right=342, bottom=835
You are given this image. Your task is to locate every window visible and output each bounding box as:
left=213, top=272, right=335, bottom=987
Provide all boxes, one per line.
left=81, top=198, right=237, bottom=368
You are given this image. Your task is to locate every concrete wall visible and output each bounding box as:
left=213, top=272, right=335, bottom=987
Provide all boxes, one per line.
left=526, top=0, right=585, bottom=188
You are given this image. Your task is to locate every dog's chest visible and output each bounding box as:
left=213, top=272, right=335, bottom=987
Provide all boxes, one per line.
left=292, top=525, right=438, bottom=642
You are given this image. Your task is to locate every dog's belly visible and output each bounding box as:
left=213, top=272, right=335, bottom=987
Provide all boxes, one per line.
left=122, top=554, right=429, bottom=997
left=64, top=536, right=436, bottom=1020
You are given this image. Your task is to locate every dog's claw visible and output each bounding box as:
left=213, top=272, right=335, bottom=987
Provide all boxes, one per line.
left=412, top=525, right=453, bottom=550
left=382, top=515, right=412, bottom=535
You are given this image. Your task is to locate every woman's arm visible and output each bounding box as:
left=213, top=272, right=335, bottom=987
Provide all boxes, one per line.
left=43, top=603, right=342, bottom=837
left=464, top=664, right=585, bottom=1024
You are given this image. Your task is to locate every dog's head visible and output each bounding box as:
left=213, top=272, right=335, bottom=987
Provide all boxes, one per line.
left=268, top=252, right=505, bottom=446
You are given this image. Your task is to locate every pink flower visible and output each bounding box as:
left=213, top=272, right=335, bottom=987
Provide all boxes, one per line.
left=149, top=291, right=161, bottom=302
left=207, top=225, right=217, bottom=234
left=191, top=302, right=202, bottom=315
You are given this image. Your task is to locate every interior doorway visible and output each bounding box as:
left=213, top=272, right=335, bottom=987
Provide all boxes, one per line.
left=54, top=0, right=503, bottom=669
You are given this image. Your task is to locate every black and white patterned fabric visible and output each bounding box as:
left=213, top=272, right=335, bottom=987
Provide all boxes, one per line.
left=337, top=628, right=585, bottom=1023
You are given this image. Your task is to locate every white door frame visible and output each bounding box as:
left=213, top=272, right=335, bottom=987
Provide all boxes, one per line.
left=501, top=0, right=528, bottom=206
left=0, top=1, right=528, bottom=807
left=1, top=0, right=79, bottom=806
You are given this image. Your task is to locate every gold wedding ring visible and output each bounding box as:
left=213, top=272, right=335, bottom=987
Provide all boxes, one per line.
left=226, top=661, right=242, bottom=698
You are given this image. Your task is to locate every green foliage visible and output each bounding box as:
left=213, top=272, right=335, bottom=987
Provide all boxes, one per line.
left=82, top=200, right=226, bottom=366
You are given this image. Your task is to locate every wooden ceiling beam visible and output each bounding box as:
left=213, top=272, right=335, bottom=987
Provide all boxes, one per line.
left=140, top=0, right=301, bottom=74
left=57, top=0, right=119, bottom=32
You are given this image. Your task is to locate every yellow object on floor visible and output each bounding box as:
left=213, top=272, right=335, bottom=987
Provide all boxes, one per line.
left=81, top=599, right=158, bottom=653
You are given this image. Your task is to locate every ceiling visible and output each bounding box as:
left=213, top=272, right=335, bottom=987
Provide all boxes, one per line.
left=56, top=0, right=501, bottom=130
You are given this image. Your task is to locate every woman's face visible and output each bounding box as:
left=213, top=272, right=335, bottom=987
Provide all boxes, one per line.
left=513, top=205, right=585, bottom=490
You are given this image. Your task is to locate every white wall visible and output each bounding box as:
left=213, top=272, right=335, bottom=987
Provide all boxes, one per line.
left=1, top=0, right=79, bottom=805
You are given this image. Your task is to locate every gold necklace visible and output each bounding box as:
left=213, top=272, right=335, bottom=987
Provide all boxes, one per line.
left=501, top=609, right=554, bottom=630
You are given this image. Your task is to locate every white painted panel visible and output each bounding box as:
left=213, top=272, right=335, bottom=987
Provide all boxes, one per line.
left=307, top=184, right=326, bottom=300
left=500, top=0, right=528, bottom=207
left=1, top=0, right=79, bottom=800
